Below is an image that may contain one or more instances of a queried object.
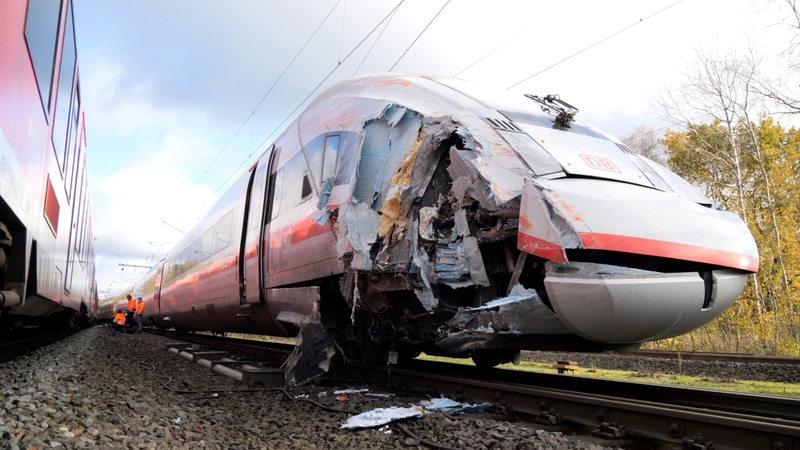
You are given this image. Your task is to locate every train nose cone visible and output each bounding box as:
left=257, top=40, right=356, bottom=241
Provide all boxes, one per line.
left=543, top=263, right=748, bottom=343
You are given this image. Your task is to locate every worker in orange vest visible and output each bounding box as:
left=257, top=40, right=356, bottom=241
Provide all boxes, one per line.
left=125, top=294, right=136, bottom=332
left=134, top=297, right=145, bottom=334
left=111, top=309, right=126, bottom=336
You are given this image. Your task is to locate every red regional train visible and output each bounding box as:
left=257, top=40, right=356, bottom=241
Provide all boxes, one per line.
left=0, top=0, right=97, bottom=331
left=133, top=74, right=758, bottom=383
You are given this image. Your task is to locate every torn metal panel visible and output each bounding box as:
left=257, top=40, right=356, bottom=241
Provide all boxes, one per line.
left=412, top=240, right=438, bottom=311
left=447, top=148, right=497, bottom=209
left=316, top=177, right=334, bottom=210
left=351, top=107, right=423, bottom=208
left=437, top=283, right=570, bottom=354
left=337, top=201, right=381, bottom=270
left=285, top=308, right=337, bottom=387
left=450, top=283, right=568, bottom=334
left=462, top=237, right=490, bottom=287
left=517, top=179, right=573, bottom=263
left=453, top=209, right=469, bottom=237
left=418, top=207, right=438, bottom=241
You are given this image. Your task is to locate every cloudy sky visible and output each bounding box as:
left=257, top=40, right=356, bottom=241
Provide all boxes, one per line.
left=72, top=0, right=794, bottom=296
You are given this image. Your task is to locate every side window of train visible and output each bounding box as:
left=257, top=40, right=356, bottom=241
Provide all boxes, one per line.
left=25, top=0, right=61, bottom=117
left=282, top=153, right=307, bottom=207
left=202, top=227, right=214, bottom=259
left=214, top=211, right=234, bottom=253
left=269, top=169, right=284, bottom=221
left=52, top=2, right=77, bottom=180
left=191, top=238, right=202, bottom=261
left=301, top=172, right=312, bottom=199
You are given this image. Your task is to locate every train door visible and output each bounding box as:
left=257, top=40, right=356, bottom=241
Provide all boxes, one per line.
left=238, top=146, right=276, bottom=305
left=153, top=262, right=164, bottom=319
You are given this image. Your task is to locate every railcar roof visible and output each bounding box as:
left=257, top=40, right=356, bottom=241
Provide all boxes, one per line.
left=307, top=73, right=554, bottom=121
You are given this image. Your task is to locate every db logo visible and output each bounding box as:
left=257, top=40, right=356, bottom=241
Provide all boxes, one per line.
left=580, top=154, right=621, bottom=173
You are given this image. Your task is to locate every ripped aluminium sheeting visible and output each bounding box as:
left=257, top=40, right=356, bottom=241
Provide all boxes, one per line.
left=285, top=317, right=337, bottom=387
left=437, top=283, right=570, bottom=354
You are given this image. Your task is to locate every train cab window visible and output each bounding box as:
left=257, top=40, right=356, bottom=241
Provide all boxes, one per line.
left=24, top=0, right=62, bottom=116
left=322, top=135, right=340, bottom=181
left=302, top=134, right=340, bottom=188
left=303, top=137, right=324, bottom=186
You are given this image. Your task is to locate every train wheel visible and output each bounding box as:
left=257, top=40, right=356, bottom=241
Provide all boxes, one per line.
left=394, top=342, right=421, bottom=364
left=58, top=309, right=80, bottom=330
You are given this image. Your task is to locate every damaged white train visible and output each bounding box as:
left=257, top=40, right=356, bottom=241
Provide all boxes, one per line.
left=133, top=74, right=758, bottom=382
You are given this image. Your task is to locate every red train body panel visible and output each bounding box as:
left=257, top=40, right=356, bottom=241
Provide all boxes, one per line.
left=134, top=74, right=758, bottom=379
left=0, top=0, right=97, bottom=329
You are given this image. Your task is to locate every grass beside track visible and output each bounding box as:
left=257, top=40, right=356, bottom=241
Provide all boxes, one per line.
left=419, top=354, right=800, bottom=398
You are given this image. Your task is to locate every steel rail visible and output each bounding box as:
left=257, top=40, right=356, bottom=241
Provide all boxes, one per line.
left=628, top=350, right=800, bottom=365
left=412, top=360, right=800, bottom=422
left=340, top=359, right=800, bottom=449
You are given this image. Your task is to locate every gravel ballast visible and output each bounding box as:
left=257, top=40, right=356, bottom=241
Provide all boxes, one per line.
left=1, top=327, right=622, bottom=449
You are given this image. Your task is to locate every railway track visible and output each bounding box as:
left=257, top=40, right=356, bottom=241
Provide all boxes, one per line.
left=154, top=330, right=800, bottom=449
left=0, top=328, right=77, bottom=362
left=629, top=349, right=800, bottom=365
left=351, top=359, right=800, bottom=449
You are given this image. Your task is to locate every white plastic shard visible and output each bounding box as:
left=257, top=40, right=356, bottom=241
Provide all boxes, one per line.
left=421, top=397, right=493, bottom=414
left=341, top=406, right=423, bottom=429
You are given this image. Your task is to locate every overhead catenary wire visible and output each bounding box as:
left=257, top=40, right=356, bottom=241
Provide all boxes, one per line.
left=388, top=0, right=451, bottom=72
left=451, top=33, right=523, bottom=79
left=208, top=1, right=408, bottom=198
left=207, top=0, right=680, bottom=199
left=352, top=2, right=403, bottom=76
left=508, top=0, right=686, bottom=89
left=194, top=0, right=344, bottom=186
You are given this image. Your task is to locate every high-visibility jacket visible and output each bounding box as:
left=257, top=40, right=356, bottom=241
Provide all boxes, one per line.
left=135, top=301, right=145, bottom=315
left=126, top=298, right=136, bottom=312
left=113, top=312, right=126, bottom=326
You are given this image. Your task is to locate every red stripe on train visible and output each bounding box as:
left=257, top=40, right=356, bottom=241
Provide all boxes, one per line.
left=518, top=230, right=759, bottom=272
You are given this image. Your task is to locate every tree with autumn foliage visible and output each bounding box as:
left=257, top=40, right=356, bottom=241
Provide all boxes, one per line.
left=659, top=119, right=800, bottom=355
left=637, top=1, right=800, bottom=355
